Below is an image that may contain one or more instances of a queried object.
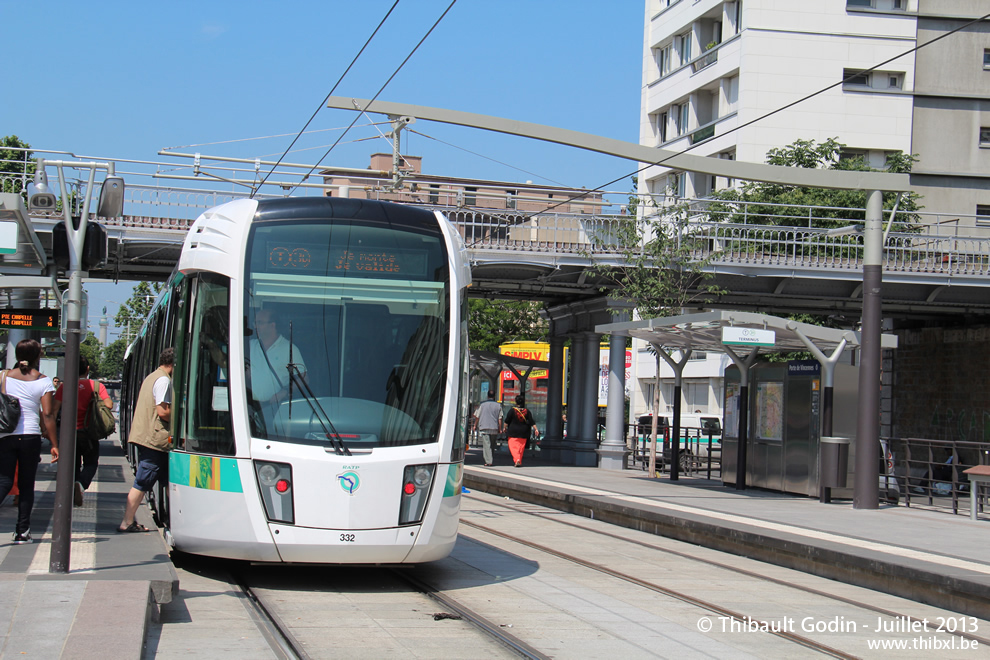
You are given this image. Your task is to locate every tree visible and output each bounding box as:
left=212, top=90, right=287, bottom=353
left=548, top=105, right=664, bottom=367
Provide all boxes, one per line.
left=79, top=332, right=102, bottom=376
left=588, top=204, right=725, bottom=320
left=706, top=137, right=921, bottom=229
left=115, top=281, right=165, bottom=343
left=100, top=338, right=127, bottom=380
left=0, top=135, right=34, bottom=196
left=469, top=299, right=548, bottom=352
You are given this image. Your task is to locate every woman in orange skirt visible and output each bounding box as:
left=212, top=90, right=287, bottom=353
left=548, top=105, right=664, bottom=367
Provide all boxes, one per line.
left=503, top=394, right=539, bottom=468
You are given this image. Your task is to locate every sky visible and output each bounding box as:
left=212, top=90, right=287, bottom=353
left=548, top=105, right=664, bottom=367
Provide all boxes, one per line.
left=3, top=1, right=646, bottom=341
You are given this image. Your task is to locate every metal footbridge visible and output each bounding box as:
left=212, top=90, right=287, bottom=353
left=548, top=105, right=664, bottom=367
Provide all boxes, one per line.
left=7, top=187, right=990, bottom=319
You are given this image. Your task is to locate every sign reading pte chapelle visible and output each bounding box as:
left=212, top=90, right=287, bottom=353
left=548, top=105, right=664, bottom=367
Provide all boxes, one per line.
left=722, top=327, right=776, bottom=347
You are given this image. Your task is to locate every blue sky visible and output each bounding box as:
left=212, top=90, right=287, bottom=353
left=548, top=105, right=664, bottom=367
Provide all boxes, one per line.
left=3, top=1, right=644, bottom=338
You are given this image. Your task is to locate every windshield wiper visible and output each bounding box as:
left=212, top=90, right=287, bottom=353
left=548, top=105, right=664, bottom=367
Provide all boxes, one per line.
left=285, top=363, right=351, bottom=456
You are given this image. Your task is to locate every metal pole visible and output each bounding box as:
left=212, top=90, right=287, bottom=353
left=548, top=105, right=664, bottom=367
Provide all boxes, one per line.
left=49, top=161, right=95, bottom=573
left=855, top=189, right=883, bottom=509
left=599, top=332, right=629, bottom=469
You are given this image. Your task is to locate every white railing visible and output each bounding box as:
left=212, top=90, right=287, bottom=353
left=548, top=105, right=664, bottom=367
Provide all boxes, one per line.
left=7, top=177, right=990, bottom=279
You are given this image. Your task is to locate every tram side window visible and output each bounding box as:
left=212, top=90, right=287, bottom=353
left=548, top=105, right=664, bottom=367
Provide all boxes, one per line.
left=179, top=276, right=234, bottom=456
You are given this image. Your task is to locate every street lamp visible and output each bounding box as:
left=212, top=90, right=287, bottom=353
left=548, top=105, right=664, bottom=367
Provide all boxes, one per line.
left=30, top=158, right=123, bottom=573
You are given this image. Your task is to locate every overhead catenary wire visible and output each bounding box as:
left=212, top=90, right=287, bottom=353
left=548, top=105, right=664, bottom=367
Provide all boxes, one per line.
left=251, top=0, right=403, bottom=196
left=280, top=0, right=459, bottom=197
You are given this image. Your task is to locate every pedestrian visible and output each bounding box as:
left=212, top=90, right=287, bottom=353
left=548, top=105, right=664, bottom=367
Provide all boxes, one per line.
left=53, top=356, right=113, bottom=507
left=0, top=340, right=59, bottom=544
left=504, top=394, right=539, bottom=468
left=118, top=347, right=173, bottom=533
left=473, top=391, right=503, bottom=467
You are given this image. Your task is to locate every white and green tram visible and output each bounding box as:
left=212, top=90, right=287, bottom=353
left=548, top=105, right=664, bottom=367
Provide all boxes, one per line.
left=121, top=197, right=471, bottom=563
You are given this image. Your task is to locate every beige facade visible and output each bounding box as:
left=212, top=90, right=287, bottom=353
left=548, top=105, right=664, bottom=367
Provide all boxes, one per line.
left=910, top=3, right=990, bottom=224
left=321, top=154, right=604, bottom=215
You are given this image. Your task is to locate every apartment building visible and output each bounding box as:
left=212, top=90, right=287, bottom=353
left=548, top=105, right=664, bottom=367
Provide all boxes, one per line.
left=640, top=0, right=990, bottom=223
left=321, top=153, right=603, bottom=215
left=640, top=0, right=918, bottom=202
left=634, top=0, right=990, bottom=423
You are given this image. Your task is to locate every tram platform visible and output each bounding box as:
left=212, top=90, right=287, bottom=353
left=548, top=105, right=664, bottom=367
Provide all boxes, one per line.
left=464, top=449, right=990, bottom=621
left=0, top=433, right=178, bottom=659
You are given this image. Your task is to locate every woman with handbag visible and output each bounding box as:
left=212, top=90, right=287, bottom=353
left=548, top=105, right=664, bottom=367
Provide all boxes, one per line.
left=503, top=394, right=539, bottom=468
left=0, top=339, right=59, bottom=544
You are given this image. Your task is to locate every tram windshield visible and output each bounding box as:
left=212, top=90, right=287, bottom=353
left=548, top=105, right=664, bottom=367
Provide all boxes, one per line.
left=244, top=218, right=450, bottom=448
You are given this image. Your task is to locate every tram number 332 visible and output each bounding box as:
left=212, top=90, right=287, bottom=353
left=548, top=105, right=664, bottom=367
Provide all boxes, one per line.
left=340, top=534, right=356, bottom=543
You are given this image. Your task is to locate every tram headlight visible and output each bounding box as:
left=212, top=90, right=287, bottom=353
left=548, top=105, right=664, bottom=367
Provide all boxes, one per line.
left=258, top=463, right=278, bottom=486
left=399, top=463, right=436, bottom=526
left=254, top=460, right=294, bottom=525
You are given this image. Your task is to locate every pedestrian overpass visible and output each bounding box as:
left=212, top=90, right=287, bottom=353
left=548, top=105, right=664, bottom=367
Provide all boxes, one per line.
left=6, top=189, right=990, bottom=320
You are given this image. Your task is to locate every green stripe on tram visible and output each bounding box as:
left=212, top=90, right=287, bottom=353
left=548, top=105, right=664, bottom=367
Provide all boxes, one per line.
left=169, top=452, right=244, bottom=493
left=442, top=463, right=463, bottom=498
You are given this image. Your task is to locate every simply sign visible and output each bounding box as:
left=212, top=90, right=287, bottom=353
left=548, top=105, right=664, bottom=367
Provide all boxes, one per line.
left=722, top=327, right=776, bottom=347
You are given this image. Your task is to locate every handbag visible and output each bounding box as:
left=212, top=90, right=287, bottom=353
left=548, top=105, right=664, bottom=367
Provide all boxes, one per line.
left=84, top=379, right=116, bottom=440
left=0, top=370, right=22, bottom=434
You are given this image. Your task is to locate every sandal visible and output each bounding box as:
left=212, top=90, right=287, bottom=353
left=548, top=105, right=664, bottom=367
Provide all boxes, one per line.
left=116, top=522, right=150, bottom=533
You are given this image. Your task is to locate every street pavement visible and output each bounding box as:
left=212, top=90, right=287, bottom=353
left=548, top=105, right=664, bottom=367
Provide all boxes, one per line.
left=0, top=433, right=177, bottom=659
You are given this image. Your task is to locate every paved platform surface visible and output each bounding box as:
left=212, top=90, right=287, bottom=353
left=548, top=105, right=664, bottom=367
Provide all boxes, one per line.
left=0, top=433, right=178, bottom=659
left=464, top=447, right=990, bottom=621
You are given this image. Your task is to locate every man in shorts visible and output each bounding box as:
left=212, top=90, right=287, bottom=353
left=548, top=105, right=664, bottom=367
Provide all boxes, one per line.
left=118, top=348, right=174, bottom=533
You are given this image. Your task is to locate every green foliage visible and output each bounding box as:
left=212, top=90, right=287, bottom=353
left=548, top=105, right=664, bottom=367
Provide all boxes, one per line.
left=100, top=338, right=127, bottom=379
left=115, top=281, right=165, bottom=343
left=707, top=137, right=922, bottom=228
left=0, top=135, right=34, bottom=196
left=468, top=299, right=548, bottom=352
left=588, top=204, right=725, bottom=320
left=80, top=332, right=102, bottom=376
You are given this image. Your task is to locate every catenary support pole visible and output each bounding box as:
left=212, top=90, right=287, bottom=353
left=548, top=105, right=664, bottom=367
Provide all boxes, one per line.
left=855, top=189, right=883, bottom=509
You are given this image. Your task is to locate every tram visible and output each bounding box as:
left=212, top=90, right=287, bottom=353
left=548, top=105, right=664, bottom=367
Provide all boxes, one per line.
left=120, top=197, right=471, bottom=563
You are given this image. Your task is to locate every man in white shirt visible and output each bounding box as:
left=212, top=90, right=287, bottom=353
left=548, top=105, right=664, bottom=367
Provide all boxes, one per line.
left=473, top=391, right=503, bottom=467
left=248, top=309, right=307, bottom=421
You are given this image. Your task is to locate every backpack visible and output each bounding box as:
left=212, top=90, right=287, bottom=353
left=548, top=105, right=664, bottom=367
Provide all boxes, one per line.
left=85, top=380, right=116, bottom=440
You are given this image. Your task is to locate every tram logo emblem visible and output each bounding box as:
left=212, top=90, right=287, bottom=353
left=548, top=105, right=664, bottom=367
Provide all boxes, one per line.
left=337, top=471, right=360, bottom=495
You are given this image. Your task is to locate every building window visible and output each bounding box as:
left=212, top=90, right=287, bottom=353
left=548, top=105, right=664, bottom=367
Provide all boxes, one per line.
left=984, top=49, right=990, bottom=69
left=977, top=205, right=990, bottom=224
left=656, top=44, right=672, bottom=77
left=683, top=382, right=709, bottom=411
left=678, top=31, right=692, bottom=65
left=657, top=111, right=668, bottom=142
left=981, top=127, right=990, bottom=147
left=506, top=190, right=516, bottom=210
left=847, top=0, right=872, bottom=6
left=843, top=69, right=904, bottom=91
left=465, top=187, right=477, bottom=206
left=428, top=184, right=439, bottom=204
left=673, top=103, right=689, bottom=136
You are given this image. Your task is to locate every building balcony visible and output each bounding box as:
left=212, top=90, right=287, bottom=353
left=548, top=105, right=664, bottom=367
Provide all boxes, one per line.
left=645, top=35, right=740, bottom=115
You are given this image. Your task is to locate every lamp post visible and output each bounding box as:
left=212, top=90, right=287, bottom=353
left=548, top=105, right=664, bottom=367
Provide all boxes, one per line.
left=31, top=158, right=123, bottom=573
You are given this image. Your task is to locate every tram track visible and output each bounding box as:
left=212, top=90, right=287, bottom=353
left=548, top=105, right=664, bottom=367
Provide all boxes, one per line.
left=459, top=492, right=990, bottom=657
left=231, top=569, right=312, bottom=660
left=390, top=568, right=552, bottom=660
left=465, top=493, right=990, bottom=648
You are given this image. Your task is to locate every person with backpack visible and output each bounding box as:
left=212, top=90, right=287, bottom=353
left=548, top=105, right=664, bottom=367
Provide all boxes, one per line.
left=53, top=356, right=112, bottom=507
left=504, top=394, right=539, bottom=468
left=0, top=339, right=59, bottom=544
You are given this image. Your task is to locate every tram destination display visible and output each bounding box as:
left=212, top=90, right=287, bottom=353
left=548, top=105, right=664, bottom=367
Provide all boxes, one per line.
left=0, top=308, right=59, bottom=331
left=266, top=242, right=429, bottom=278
